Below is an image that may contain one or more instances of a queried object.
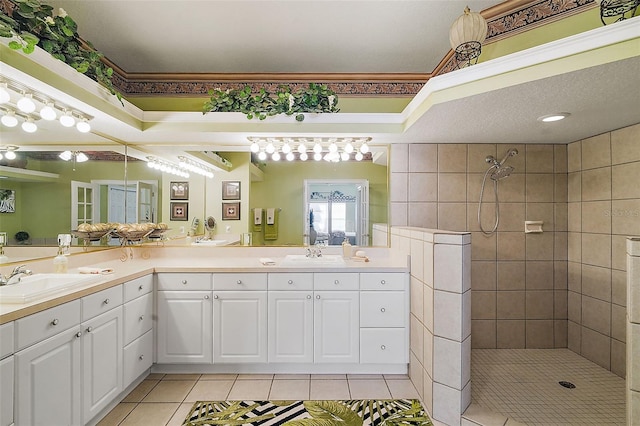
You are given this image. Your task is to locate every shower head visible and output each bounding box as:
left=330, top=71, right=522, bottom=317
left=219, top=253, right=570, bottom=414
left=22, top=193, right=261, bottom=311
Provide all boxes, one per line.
left=498, top=148, right=519, bottom=166
left=490, top=165, right=514, bottom=181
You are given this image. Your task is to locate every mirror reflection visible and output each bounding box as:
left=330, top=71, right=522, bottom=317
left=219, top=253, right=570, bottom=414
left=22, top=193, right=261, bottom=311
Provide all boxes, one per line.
left=0, top=147, right=389, bottom=263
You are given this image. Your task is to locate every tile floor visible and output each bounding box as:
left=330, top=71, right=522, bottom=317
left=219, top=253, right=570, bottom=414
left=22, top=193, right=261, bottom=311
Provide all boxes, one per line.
left=97, top=373, right=421, bottom=426
left=471, top=349, right=626, bottom=425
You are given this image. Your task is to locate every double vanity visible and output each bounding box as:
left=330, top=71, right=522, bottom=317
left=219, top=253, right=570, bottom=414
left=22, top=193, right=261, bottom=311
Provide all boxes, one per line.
left=0, top=247, right=409, bottom=426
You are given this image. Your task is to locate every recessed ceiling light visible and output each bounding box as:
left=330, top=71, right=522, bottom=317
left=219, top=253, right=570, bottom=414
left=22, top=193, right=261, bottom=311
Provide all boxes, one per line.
left=538, top=113, right=570, bottom=122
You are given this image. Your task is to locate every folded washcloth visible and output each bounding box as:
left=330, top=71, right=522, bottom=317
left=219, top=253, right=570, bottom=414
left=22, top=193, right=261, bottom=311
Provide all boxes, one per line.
left=253, top=208, right=263, bottom=233
left=259, top=258, right=276, bottom=266
left=78, top=267, right=114, bottom=274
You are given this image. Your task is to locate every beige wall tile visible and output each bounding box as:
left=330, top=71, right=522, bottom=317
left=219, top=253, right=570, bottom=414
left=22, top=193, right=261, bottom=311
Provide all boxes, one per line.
left=581, top=201, right=611, bottom=234
left=612, top=162, right=640, bottom=199
left=438, top=144, right=467, bottom=172
left=554, top=290, right=568, bottom=319
left=581, top=326, right=611, bottom=370
left=391, top=202, right=408, bottom=226
left=410, top=315, right=425, bottom=361
left=567, top=141, right=581, bottom=173
left=471, top=261, right=496, bottom=291
left=474, top=202, right=497, bottom=233
left=610, top=339, right=626, bottom=378
left=555, top=144, right=568, bottom=173
left=497, top=261, right=525, bottom=291
left=554, top=261, right=568, bottom=289
left=526, top=203, right=554, bottom=231
left=409, top=173, right=437, bottom=202
left=525, top=261, right=554, bottom=290
left=581, top=132, right=611, bottom=170
left=496, top=291, right=525, bottom=319
left=568, top=172, right=581, bottom=202
left=471, top=319, right=496, bottom=348
left=526, top=291, right=554, bottom=319
left=611, top=304, right=626, bottom=342
left=408, top=202, right=437, bottom=228
left=409, top=144, right=438, bottom=173
left=582, top=233, right=611, bottom=268
left=611, top=270, right=627, bottom=306
left=568, top=232, right=581, bottom=262
left=568, top=261, right=582, bottom=293
left=390, top=172, right=408, bottom=202
left=438, top=203, right=467, bottom=232
left=582, top=296, right=611, bottom=336
left=496, top=320, right=525, bottom=348
left=611, top=123, right=640, bottom=165
left=498, top=173, right=525, bottom=202
left=568, top=290, right=581, bottom=323
left=410, top=278, right=424, bottom=321
left=497, top=232, right=525, bottom=260
left=611, top=234, right=627, bottom=271
left=497, top=203, right=525, bottom=232
left=582, top=167, right=612, bottom=201
left=568, top=202, right=581, bottom=232
left=525, top=233, right=554, bottom=261
left=554, top=232, right=568, bottom=261
left=438, top=173, right=467, bottom=202
left=471, top=232, right=496, bottom=261
left=409, top=353, right=423, bottom=399
left=526, top=320, right=554, bottom=348
left=468, top=144, right=497, bottom=173
left=611, top=199, right=640, bottom=235
left=555, top=319, right=568, bottom=347
left=391, top=144, right=409, bottom=173
left=555, top=173, right=568, bottom=202
left=525, top=173, right=554, bottom=202
left=526, top=145, right=554, bottom=173
left=467, top=173, right=494, bottom=204
left=471, top=290, right=496, bottom=320
left=567, top=320, right=581, bottom=353
left=581, top=264, right=611, bottom=302
left=424, top=328, right=433, bottom=377
left=555, top=203, right=568, bottom=231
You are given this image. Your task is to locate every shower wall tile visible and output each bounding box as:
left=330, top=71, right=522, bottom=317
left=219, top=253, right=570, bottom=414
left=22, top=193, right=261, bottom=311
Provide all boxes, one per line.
left=409, top=144, right=437, bottom=173
left=496, top=261, right=526, bottom=291
left=555, top=203, right=568, bottom=231
left=471, top=291, right=496, bottom=320
left=554, top=261, right=568, bottom=290
left=496, top=320, right=525, bottom=348
left=567, top=232, right=581, bottom=262
left=611, top=235, right=628, bottom=272
left=581, top=326, right=611, bottom=370
left=554, top=319, right=568, bottom=347
left=581, top=132, right=611, bottom=170
left=438, top=203, right=467, bottom=232
left=526, top=291, right=554, bottom=319
left=567, top=172, right=581, bottom=202
left=567, top=320, right=581, bottom=352
left=568, top=290, right=581, bottom=323
left=611, top=123, right=640, bottom=164
left=467, top=144, right=496, bottom=173
left=568, top=202, right=581, bottom=232
left=390, top=172, right=408, bottom=202
left=471, top=320, right=496, bottom=348
left=497, top=173, right=525, bottom=202
left=582, top=167, right=612, bottom=201
left=611, top=270, right=627, bottom=306
left=525, top=233, right=554, bottom=261
left=438, top=173, right=467, bottom=202
left=496, top=291, right=525, bottom=319
left=555, top=144, right=568, bottom=173
left=438, top=144, right=467, bottom=172
left=611, top=199, right=640, bottom=235
left=567, top=141, right=581, bottom=172
left=470, top=232, right=496, bottom=260
left=525, top=261, right=554, bottom=290
left=581, top=200, right=611, bottom=234
left=525, top=320, right=554, bottom=348
left=471, top=261, right=496, bottom=291
left=554, top=232, right=568, bottom=261
left=497, top=203, right=525, bottom=232
left=526, top=202, right=554, bottom=230
left=467, top=173, right=492, bottom=203
left=554, top=290, right=568, bottom=319
left=554, top=173, right=568, bottom=202
left=391, top=143, right=409, bottom=172
left=525, top=173, right=554, bottom=202
left=391, top=202, right=408, bottom=226
left=581, top=264, right=612, bottom=302
left=409, top=173, right=437, bottom=202
left=526, top=145, right=554, bottom=173
left=582, top=233, right=612, bottom=268
left=582, top=296, right=611, bottom=336
left=611, top=339, right=626, bottom=378
left=568, top=261, right=582, bottom=293
left=408, top=203, right=437, bottom=228
left=497, top=232, right=525, bottom=260
left=611, top=304, right=626, bottom=343
left=612, top=162, right=640, bottom=199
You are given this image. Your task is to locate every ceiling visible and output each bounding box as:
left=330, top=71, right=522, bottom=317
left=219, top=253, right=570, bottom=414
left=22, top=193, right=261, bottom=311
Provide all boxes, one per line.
left=1, top=1, right=639, bottom=164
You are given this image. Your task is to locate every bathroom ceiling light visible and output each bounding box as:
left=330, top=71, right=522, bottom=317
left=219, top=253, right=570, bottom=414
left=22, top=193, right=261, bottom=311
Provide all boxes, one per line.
left=177, top=156, right=215, bottom=178
left=0, top=83, right=10, bottom=104
left=16, top=93, right=36, bottom=113
left=76, top=118, right=91, bottom=133
left=538, top=113, right=570, bottom=122
left=4, top=150, right=16, bottom=160
left=0, top=145, right=19, bottom=160
left=247, top=136, right=373, bottom=162
left=59, top=110, right=75, bottom=127
left=39, top=102, right=57, bottom=121
left=59, top=150, right=73, bottom=161
left=75, top=152, right=88, bottom=162
left=21, top=118, right=37, bottom=133
left=1, top=111, right=18, bottom=127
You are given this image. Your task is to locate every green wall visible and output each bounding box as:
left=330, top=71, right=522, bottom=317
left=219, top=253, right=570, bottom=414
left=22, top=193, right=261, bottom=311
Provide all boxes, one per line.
left=250, top=160, right=388, bottom=246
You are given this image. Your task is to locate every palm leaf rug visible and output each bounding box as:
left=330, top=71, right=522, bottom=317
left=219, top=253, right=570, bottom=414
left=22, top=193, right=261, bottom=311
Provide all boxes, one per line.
left=184, top=399, right=433, bottom=425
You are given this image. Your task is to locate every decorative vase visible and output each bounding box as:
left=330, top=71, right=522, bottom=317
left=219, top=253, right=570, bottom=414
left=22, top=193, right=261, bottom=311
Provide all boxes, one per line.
left=309, top=227, right=317, bottom=245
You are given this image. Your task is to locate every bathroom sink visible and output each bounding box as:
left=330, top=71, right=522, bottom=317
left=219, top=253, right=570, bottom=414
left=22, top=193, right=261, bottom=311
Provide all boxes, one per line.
left=281, top=254, right=346, bottom=267
left=191, top=239, right=227, bottom=246
left=0, top=273, right=104, bottom=304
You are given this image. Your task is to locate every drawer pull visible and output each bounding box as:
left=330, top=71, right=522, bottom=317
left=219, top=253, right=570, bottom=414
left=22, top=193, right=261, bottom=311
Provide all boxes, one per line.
left=334, top=280, right=339, bottom=285
left=86, top=326, right=93, bottom=333
left=182, top=280, right=187, bottom=285
left=306, top=295, right=312, bottom=299
left=51, top=319, right=59, bottom=326
left=138, top=285, right=143, bottom=291
left=204, top=295, right=210, bottom=300
left=236, top=280, right=242, bottom=285
left=381, top=345, right=386, bottom=350
left=139, top=315, right=144, bottom=321
left=380, top=307, right=386, bottom=313
left=381, top=280, right=386, bottom=285
left=288, top=280, right=293, bottom=284
left=75, top=331, right=82, bottom=338
left=316, top=295, right=320, bottom=299
left=104, top=298, right=110, bottom=305
left=139, top=355, right=144, bottom=360
left=214, top=295, right=219, bottom=299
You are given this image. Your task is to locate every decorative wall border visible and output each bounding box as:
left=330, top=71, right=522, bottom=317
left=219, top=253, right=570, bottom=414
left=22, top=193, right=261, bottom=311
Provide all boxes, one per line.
left=111, top=0, right=596, bottom=97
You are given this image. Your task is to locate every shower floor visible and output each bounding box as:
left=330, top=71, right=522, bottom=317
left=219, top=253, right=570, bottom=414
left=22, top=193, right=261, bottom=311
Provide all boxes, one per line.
left=471, top=349, right=626, bottom=425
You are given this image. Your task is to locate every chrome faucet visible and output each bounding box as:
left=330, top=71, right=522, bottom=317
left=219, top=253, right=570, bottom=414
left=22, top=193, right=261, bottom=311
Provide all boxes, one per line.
left=0, top=265, right=33, bottom=286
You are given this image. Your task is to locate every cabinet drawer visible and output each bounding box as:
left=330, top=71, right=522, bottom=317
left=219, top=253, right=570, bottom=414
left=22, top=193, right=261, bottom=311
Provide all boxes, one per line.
left=360, top=273, right=407, bottom=291
left=82, top=285, right=123, bottom=322
left=123, top=329, right=153, bottom=387
left=360, top=292, right=406, bottom=328
left=157, top=273, right=212, bottom=290
left=16, top=300, right=81, bottom=351
left=360, top=328, right=406, bottom=364
left=214, top=273, right=267, bottom=290
left=268, top=273, right=313, bottom=291
left=124, top=293, right=153, bottom=346
left=123, top=275, right=153, bottom=303
left=0, top=322, right=14, bottom=359
left=314, top=273, right=358, bottom=291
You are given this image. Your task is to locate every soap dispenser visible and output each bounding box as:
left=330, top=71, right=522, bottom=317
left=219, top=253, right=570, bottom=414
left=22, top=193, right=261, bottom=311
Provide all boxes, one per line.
left=54, top=233, right=71, bottom=273
left=342, top=237, right=352, bottom=258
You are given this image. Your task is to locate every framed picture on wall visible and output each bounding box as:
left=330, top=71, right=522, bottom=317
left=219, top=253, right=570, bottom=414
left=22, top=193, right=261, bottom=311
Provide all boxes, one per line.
left=222, top=202, right=240, bottom=220
left=170, top=182, right=189, bottom=200
left=222, top=181, right=241, bottom=200
left=170, top=202, right=189, bottom=221
left=0, top=189, right=16, bottom=213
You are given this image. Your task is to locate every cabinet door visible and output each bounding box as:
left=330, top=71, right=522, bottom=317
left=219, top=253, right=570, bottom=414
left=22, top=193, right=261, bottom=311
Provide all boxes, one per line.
left=82, top=306, right=123, bottom=424
left=16, top=326, right=82, bottom=426
left=157, top=291, right=212, bottom=363
left=0, top=356, right=13, bottom=426
left=214, top=291, right=267, bottom=363
left=268, top=291, right=313, bottom=363
left=313, top=291, right=359, bottom=363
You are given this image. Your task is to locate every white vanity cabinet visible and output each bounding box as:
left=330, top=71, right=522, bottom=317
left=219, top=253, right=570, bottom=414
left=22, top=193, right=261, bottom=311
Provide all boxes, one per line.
left=213, top=273, right=268, bottom=363
left=313, top=273, right=359, bottom=363
left=267, top=273, right=314, bottom=363
left=156, top=273, right=213, bottom=363
left=122, top=275, right=154, bottom=387
left=0, top=322, right=14, bottom=426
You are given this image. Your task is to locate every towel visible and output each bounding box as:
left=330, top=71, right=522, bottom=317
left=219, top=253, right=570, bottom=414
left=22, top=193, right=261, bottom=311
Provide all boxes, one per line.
left=253, top=208, right=263, bottom=232
left=259, top=258, right=276, bottom=266
left=78, top=267, right=114, bottom=274
left=264, top=208, right=279, bottom=240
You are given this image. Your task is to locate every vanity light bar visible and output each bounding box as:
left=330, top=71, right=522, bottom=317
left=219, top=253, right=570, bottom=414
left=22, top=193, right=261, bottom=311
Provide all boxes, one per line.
left=146, top=156, right=190, bottom=178
left=248, top=137, right=372, bottom=162
left=0, top=145, right=19, bottom=161
left=177, top=156, right=215, bottom=179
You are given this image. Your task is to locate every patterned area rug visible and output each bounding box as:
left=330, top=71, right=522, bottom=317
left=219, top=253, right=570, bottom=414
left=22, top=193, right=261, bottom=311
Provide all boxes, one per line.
left=184, top=399, right=433, bottom=425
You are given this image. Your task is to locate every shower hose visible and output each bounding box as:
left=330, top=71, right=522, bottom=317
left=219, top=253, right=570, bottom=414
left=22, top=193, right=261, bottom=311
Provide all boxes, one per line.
left=477, top=166, right=500, bottom=235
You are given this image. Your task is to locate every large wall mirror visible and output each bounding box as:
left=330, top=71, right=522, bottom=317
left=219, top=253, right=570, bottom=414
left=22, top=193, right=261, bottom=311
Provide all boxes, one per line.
left=0, top=146, right=389, bottom=263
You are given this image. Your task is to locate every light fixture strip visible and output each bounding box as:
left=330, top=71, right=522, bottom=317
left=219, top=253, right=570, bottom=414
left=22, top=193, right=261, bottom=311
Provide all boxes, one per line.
left=177, top=156, right=215, bottom=178
left=247, top=137, right=372, bottom=162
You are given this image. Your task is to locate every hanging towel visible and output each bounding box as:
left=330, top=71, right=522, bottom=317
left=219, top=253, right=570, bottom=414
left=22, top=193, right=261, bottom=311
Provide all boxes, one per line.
left=264, top=208, right=279, bottom=240
left=253, top=208, right=263, bottom=232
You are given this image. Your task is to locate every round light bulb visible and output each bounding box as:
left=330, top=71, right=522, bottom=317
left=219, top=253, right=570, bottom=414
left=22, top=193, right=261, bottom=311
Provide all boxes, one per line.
left=344, top=142, right=354, bottom=153
left=4, top=150, right=16, bottom=160
left=17, top=93, right=36, bottom=113
left=360, top=142, right=369, bottom=154
left=272, top=152, right=281, bottom=161
left=0, top=84, right=10, bottom=104
left=266, top=142, right=275, bottom=154
left=60, top=111, right=75, bottom=127
left=355, top=152, right=364, bottom=161
left=282, top=143, right=291, bottom=154
left=340, top=152, right=350, bottom=161
left=147, top=161, right=154, bottom=168
left=250, top=142, right=260, bottom=153
left=297, top=143, right=307, bottom=153
left=313, top=152, right=322, bottom=161
left=258, top=151, right=267, bottom=161
left=1, top=112, right=18, bottom=127
left=76, top=119, right=91, bottom=133
left=299, top=152, right=308, bottom=161
left=75, top=152, right=88, bottom=162
left=313, top=143, right=323, bottom=154
left=286, top=152, right=295, bottom=161
left=40, top=103, right=56, bottom=121
left=21, top=118, right=37, bottom=133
